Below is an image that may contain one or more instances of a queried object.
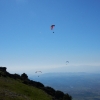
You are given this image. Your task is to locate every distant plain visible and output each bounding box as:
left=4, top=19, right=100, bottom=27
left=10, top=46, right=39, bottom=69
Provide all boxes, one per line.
left=30, top=72, right=100, bottom=100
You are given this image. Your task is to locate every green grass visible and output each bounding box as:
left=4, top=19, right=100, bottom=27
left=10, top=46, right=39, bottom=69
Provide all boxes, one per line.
left=0, top=76, right=52, bottom=100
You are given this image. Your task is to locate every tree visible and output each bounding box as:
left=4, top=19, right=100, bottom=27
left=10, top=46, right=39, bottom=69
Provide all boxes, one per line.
left=63, top=93, right=72, bottom=100
left=13, top=73, right=21, bottom=79
left=55, top=90, right=64, bottom=99
left=43, top=86, right=55, bottom=96
left=21, top=73, right=28, bottom=80
left=36, top=82, right=44, bottom=88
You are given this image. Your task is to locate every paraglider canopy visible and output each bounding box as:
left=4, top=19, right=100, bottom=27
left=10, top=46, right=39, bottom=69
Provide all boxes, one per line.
left=66, top=61, right=69, bottom=65
left=66, top=61, right=69, bottom=63
left=35, top=71, right=42, bottom=73
left=51, top=25, right=55, bottom=30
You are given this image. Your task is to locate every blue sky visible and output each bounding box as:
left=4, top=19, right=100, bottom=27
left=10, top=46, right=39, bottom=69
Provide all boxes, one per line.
left=0, top=0, right=100, bottom=74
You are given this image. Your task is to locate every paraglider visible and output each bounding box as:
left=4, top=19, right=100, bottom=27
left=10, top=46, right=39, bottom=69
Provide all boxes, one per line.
left=51, top=25, right=55, bottom=33
left=35, top=71, right=42, bottom=77
left=35, top=71, right=42, bottom=73
left=66, top=61, right=69, bottom=65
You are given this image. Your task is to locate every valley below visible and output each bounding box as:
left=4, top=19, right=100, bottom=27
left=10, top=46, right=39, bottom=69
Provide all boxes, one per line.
left=29, top=72, right=100, bottom=100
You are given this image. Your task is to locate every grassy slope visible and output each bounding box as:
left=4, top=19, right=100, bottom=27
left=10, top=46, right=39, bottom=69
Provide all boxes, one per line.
left=0, top=76, right=52, bottom=100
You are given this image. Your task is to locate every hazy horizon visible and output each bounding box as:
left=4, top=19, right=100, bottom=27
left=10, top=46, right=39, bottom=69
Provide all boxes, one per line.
left=0, top=0, right=100, bottom=74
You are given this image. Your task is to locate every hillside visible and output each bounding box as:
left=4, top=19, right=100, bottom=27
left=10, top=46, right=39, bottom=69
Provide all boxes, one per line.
left=0, top=77, right=52, bottom=100
left=0, top=67, right=72, bottom=100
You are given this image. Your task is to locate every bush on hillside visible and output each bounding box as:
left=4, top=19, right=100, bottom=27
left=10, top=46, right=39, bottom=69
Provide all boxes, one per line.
left=21, top=73, right=28, bottom=80
left=55, top=90, right=64, bottom=99
left=63, top=93, right=72, bottom=100
left=43, top=86, right=56, bottom=96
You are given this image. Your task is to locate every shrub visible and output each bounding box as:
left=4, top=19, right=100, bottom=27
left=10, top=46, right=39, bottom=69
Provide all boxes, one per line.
left=21, top=73, right=28, bottom=80
left=43, top=86, right=55, bottom=96
left=55, top=90, right=64, bottom=99
left=63, top=93, right=72, bottom=100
